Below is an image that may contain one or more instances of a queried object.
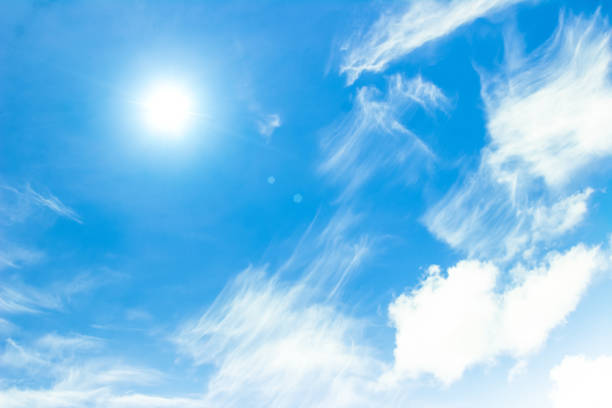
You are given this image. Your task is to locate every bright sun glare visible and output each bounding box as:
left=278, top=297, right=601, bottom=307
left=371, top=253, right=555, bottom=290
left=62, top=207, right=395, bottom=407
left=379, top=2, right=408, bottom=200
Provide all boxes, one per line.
left=141, top=82, right=195, bottom=134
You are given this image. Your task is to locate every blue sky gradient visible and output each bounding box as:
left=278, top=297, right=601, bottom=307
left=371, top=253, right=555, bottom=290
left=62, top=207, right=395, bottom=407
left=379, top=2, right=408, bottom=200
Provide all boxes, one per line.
left=1, top=1, right=612, bottom=407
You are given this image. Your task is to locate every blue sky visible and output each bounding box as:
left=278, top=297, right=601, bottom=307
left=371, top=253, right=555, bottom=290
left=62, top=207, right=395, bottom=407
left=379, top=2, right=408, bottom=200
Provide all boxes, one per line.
left=1, top=0, right=612, bottom=406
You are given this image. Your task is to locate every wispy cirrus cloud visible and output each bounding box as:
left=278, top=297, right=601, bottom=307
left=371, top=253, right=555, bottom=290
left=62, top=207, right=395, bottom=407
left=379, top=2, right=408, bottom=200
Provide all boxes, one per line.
left=0, top=335, right=169, bottom=408
left=340, top=0, right=527, bottom=84
left=320, top=74, right=447, bottom=200
left=0, top=282, right=62, bottom=314
left=0, top=183, right=81, bottom=270
left=0, top=389, right=203, bottom=408
left=0, top=318, right=15, bottom=335
left=0, top=272, right=110, bottom=316
left=24, top=185, right=82, bottom=224
left=425, top=170, right=594, bottom=259
left=0, top=246, right=43, bottom=271
left=176, top=267, right=386, bottom=407
left=0, top=334, right=103, bottom=371
left=0, top=181, right=95, bottom=317
left=426, top=12, right=612, bottom=260
left=0, top=184, right=81, bottom=226
left=483, top=11, right=612, bottom=188
left=35, top=333, right=104, bottom=354
left=173, top=211, right=393, bottom=407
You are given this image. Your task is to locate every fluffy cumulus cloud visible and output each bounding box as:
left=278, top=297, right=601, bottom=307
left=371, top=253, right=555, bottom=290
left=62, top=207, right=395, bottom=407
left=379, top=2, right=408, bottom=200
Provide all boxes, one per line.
left=426, top=12, right=612, bottom=259
left=340, top=0, right=527, bottom=84
left=550, top=355, right=612, bottom=408
left=320, top=74, right=447, bottom=199
left=388, top=244, right=608, bottom=385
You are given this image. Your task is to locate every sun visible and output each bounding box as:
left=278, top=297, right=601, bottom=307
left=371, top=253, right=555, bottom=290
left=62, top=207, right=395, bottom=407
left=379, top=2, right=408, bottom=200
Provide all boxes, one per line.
left=140, top=82, right=195, bottom=134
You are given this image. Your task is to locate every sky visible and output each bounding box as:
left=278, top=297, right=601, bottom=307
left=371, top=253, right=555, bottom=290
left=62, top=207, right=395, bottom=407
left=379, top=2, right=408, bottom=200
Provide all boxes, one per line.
left=1, top=0, right=612, bottom=407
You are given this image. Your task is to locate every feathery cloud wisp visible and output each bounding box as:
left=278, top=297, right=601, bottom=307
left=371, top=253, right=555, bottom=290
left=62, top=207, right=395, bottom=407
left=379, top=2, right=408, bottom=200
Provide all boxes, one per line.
left=483, top=11, right=612, bottom=188
left=340, top=0, right=527, bottom=84
left=24, top=185, right=82, bottom=224
left=320, top=74, right=447, bottom=200
left=173, top=211, right=392, bottom=407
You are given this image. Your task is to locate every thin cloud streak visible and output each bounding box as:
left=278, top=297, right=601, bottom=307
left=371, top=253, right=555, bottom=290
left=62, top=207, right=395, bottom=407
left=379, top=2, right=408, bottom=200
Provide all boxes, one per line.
left=340, top=0, right=527, bottom=84
left=25, top=185, right=82, bottom=224
left=320, top=74, right=447, bottom=201
left=0, top=283, right=62, bottom=314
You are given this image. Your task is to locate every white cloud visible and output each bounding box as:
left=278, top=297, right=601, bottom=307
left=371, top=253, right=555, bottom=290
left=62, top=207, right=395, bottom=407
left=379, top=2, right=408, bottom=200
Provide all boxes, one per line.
left=54, top=363, right=162, bottom=391
left=426, top=171, right=594, bottom=259
left=257, top=113, right=281, bottom=140
left=320, top=74, right=447, bottom=199
left=36, top=334, right=103, bottom=353
left=341, top=0, right=526, bottom=84
left=0, top=338, right=48, bottom=369
left=387, top=243, right=608, bottom=385
left=125, top=308, right=153, bottom=321
left=529, top=188, right=593, bottom=243
left=0, top=390, right=204, bottom=408
left=0, top=183, right=80, bottom=270
left=507, top=359, right=527, bottom=382
left=0, top=245, right=43, bottom=270
left=0, top=283, right=62, bottom=314
left=24, top=185, right=82, bottom=224
left=0, top=334, right=169, bottom=408
left=0, top=272, right=108, bottom=316
left=550, top=355, right=612, bottom=408
left=0, top=335, right=103, bottom=372
left=483, top=11, right=612, bottom=188
left=426, top=12, right=612, bottom=259
left=0, top=369, right=179, bottom=408
left=0, top=318, right=15, bottom=334
left=176, top=268, right=385, bottom=407
left=0, top=184, right=81, bottom=225
left=173, top=211, right=391, bottom=407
